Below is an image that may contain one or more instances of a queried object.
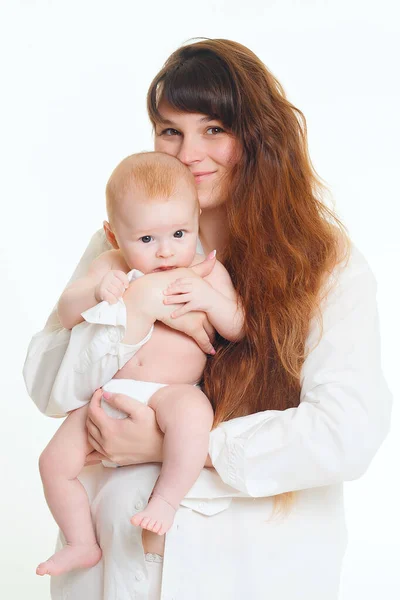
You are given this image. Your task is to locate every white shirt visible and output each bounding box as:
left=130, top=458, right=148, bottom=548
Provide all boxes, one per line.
left=23, top=229, right=392, bottom=600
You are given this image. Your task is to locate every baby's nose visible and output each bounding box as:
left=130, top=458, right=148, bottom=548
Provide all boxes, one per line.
left=156, top=244, right=174, bottom=258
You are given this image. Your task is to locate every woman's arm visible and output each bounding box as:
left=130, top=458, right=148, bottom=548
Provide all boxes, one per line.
left=121, top=258, right=218, bottom=353
left=24, top=237, right=217, bottom=417
left=85, top=387, right=214, bottom=467
left=87, top=246, right=392, bottom=497
left=23, top=229, right=111, bottom=415
left=162, top=260, right=245, bottom=341
left=57, top=251, right=130, bottom=330
left=208, top=246, right=393, bottom=496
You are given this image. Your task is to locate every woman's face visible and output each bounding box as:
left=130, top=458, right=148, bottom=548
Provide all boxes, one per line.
left=154, top=103, right=241, bottom=211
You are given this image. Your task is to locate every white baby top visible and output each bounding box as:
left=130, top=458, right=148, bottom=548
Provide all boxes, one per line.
left=23, top=229, right=392, bottom=600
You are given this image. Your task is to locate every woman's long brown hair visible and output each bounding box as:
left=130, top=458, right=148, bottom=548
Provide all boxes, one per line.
left=147, top=39, right=349, bottom=516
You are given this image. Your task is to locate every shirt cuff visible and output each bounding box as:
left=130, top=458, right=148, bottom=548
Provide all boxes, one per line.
left=209, top=426, right=246, bottom=493
left=76, top=285, right=152, bottom=373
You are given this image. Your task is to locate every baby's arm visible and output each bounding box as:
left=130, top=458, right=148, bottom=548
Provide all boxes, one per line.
left=164, top=259, right=244, bottom=342
left=57, top=250, right=130, bottom=329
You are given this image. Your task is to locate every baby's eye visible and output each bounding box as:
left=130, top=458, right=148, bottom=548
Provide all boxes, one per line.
left=173, top=230, right=185, bottom=238
left=140, top=235, right=152, bottom=243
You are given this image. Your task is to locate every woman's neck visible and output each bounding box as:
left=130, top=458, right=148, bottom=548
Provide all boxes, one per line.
left=199, top=206, right=228, bottom=258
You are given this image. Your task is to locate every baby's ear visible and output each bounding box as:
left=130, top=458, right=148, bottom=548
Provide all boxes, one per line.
left=103, top=221, right=119, bottom=249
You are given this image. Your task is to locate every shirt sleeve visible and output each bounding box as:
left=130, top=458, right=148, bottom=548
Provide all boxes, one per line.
left=208, top=245, right=393, bottom=497
left=23, top=229, right=110, bottom=416
left=46, top=299, right=154, bottom=416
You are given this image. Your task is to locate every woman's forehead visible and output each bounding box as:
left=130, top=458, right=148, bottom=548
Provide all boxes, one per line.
left=156, top=102, right=222, bottom=125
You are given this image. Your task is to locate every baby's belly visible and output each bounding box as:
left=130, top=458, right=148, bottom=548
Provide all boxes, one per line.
left=115, top=322, right=207, bottom=384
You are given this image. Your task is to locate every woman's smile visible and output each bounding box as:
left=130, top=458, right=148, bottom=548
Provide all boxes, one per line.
left=192, top=171, right=217, bottom=183
left=154, top=105, right=240, bottom=210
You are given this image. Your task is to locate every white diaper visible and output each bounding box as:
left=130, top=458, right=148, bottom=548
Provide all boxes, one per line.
left=100, top=378, right=168, bottom=468
left=101, top=378, right=168, bottom=418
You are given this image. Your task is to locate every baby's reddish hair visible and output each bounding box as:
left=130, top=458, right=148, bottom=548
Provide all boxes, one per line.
left=106, top=152, right=196, bottom=224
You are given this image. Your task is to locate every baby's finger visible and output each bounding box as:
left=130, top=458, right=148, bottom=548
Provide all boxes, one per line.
left=163, top=293, right=192, bottom=305
left=104, top=292, right=119, bottom=304
left=104, top=283, right=124, bottom=302
left=164, top=283, right=192, bottom=295
left=114, top=271, right=130, bottom=289
left=109, top=282, right=124, bottom=296
left=171, top=303, right=194, bottom=318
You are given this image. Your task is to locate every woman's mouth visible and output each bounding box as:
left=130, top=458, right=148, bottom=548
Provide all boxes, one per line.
left=192, top=171, right=216, bottom=183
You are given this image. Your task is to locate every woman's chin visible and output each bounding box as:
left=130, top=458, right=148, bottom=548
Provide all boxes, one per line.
left=197, top=190, right=223, bottom=211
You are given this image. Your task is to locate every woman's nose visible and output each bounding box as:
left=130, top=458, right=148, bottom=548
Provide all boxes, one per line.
left=176, top=136, right=203, bottom=166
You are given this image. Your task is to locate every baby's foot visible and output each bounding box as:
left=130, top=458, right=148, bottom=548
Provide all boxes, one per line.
left=131, top=493, right=177, bottom=536
left=36, top=543, right=102, bottom=576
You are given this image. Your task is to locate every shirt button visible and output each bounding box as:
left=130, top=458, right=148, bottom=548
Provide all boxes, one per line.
left=135, top=571, right=145, bottom=581
left=198, top=501, right=206, bottom=509
left=135, top=501, right=144, bottom=510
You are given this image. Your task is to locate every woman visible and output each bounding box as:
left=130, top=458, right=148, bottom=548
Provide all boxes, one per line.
left=24, top=39, right=392, bottom=600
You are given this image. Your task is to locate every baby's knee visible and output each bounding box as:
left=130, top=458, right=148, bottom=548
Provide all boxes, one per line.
left=149, top=384, right=207, bottom=411
left=38, top=445, right=57, bottom=481
left=150, top=385, right=214, bottom=431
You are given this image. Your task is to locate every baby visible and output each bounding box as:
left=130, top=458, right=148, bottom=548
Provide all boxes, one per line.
left=37, top=151, right=244, bottom=577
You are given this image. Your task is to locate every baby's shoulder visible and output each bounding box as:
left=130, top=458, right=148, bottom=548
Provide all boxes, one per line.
left=89, top=249, right=129, bottom=273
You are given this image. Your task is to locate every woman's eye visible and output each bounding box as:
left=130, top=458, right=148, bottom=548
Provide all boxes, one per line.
left=140, top=236, right=152, bottom=243
left=160, top=128, right=181, bottom=136
left=206, top=126, right=224, bottom=135
left=173, top=230, right=185, bottom=238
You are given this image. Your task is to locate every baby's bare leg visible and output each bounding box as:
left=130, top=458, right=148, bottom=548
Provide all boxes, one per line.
left=37, top=405, right=102, bottom=576
left=131, top=385, right=214, bottom=536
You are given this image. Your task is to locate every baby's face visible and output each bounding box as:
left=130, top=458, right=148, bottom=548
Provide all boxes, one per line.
left=112, top=184, right=199, bottom=274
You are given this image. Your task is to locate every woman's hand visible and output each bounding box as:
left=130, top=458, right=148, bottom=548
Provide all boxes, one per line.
left=123, top=252, right=217, bottom=354
left=163, top=276, right=218, bottom=318
left=85, top=389, right=164, bottom=466
left=159, top=310, right=216, bottom=354
left=85, top=388, right=214, bottom=468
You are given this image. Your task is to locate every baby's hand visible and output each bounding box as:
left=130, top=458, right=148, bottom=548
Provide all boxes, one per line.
left=163, top=277, right=217, bottom=318
left=95, top=270, right=130, bottom=304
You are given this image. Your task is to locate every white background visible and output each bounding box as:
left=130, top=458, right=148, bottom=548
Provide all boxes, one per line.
left=1, top=1, right=399, bottom=598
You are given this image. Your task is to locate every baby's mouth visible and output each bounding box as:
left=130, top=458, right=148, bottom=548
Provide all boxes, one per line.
left=153, top=266, right=177, bottom=272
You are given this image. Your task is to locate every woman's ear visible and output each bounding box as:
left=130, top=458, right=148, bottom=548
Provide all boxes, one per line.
left=103, top=221, right=119, bottom=249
